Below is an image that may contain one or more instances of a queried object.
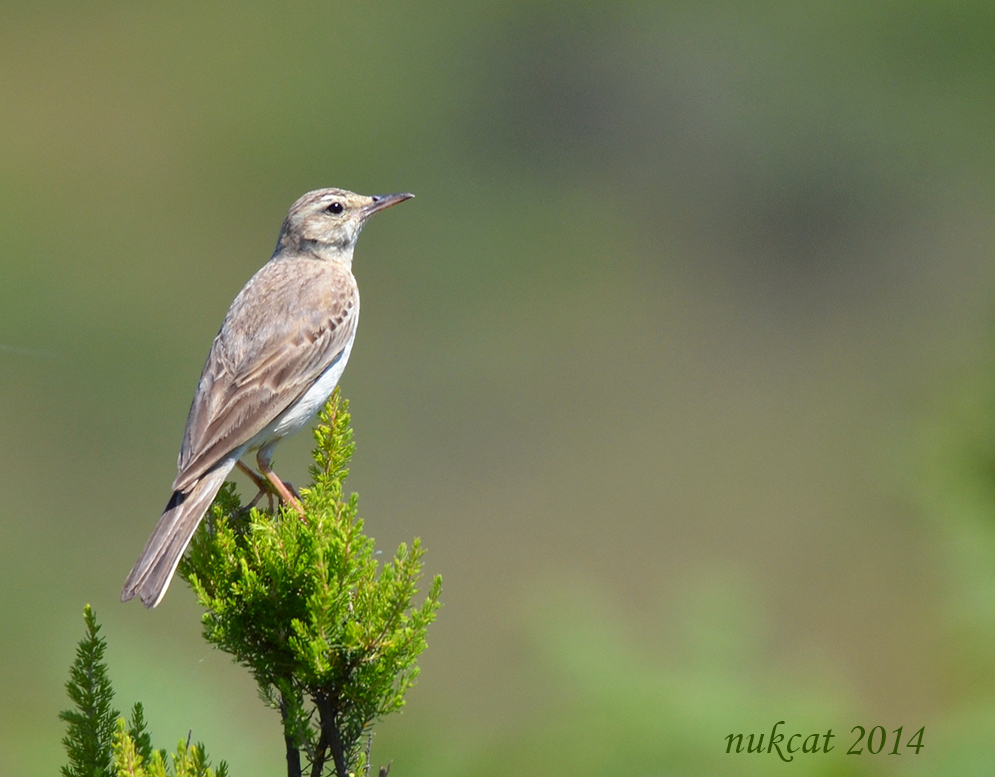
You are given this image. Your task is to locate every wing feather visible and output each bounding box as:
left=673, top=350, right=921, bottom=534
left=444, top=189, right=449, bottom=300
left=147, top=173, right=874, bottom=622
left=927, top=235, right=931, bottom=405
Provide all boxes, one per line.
left=172, top=257, right=358, bottom=491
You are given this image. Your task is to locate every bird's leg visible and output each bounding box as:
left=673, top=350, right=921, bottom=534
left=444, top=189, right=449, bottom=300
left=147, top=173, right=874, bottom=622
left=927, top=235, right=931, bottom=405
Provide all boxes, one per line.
left=236, top=459, right=266, bottom=491
left=257, top=446, right=305, bottom=517
left=236, top=460, right=275, bottom=512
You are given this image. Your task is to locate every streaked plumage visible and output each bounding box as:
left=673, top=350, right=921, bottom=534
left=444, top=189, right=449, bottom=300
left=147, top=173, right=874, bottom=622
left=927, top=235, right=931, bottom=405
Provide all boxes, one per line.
left=122, top=188, right=412, bottom=607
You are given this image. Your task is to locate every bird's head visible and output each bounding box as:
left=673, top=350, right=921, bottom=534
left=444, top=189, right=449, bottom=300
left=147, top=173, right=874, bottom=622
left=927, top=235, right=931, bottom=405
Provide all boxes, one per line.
left=275, top=188, right=414, bottom=262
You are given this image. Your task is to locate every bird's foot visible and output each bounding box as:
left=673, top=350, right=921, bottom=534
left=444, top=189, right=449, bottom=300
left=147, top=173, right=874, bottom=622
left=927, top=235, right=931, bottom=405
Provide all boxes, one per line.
left=272, top=479, right=305, bottom=518
left=255, top=451, right=306, bottom=519
left=236, top=460, right=279, bottom=514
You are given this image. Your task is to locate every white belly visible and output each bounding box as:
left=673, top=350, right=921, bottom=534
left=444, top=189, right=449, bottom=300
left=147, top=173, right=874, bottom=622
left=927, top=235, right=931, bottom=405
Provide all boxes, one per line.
left=248, top=328, right=357, bottom=450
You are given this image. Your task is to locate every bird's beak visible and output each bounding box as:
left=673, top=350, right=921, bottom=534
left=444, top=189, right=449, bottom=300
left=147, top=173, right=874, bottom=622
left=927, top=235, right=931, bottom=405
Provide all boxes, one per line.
left=363, top=192, right=415, bottom=217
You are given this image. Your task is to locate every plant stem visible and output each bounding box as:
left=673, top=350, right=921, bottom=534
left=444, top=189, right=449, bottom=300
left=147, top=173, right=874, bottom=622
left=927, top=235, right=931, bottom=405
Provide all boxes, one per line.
left=280, top=697, right=302, bottom=777
left=315, top=692, right=348, bottom=777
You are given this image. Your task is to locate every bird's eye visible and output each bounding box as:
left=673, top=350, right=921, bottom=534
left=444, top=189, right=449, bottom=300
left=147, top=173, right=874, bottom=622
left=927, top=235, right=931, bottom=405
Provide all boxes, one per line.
left=326, top=202, right=345, bottom=215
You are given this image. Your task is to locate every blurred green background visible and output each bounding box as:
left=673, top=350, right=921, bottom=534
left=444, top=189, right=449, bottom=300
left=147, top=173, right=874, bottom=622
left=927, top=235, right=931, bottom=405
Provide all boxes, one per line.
left=4, top=1, right=995, bottom=774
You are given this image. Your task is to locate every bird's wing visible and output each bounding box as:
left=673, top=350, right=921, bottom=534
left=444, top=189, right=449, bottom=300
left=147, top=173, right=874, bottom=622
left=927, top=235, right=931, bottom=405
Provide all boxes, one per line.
left=172, top=257, right=358, bottom=492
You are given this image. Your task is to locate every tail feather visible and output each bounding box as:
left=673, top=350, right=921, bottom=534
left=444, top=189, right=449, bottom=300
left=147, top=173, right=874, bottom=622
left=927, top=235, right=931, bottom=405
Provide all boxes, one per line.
left=121, top=462, right=234, bottom=608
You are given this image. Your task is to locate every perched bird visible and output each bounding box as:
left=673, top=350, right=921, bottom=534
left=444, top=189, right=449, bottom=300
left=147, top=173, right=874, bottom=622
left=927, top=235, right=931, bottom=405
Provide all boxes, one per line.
left=122, top=188, right=413, bottom=607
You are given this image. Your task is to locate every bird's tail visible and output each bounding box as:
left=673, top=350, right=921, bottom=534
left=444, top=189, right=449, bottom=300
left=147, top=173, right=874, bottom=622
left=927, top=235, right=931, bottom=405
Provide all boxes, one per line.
left=121, top=462, right=234, bottom=608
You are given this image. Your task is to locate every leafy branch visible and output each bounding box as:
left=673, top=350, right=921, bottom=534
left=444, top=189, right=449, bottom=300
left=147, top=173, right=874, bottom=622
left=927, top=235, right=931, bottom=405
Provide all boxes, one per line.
left=62, top=390, right=441, bottom=777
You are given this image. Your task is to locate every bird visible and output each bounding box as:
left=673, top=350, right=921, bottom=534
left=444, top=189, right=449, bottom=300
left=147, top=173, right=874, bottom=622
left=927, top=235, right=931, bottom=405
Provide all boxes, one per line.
left=121, top=187, right=413, bottom=608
